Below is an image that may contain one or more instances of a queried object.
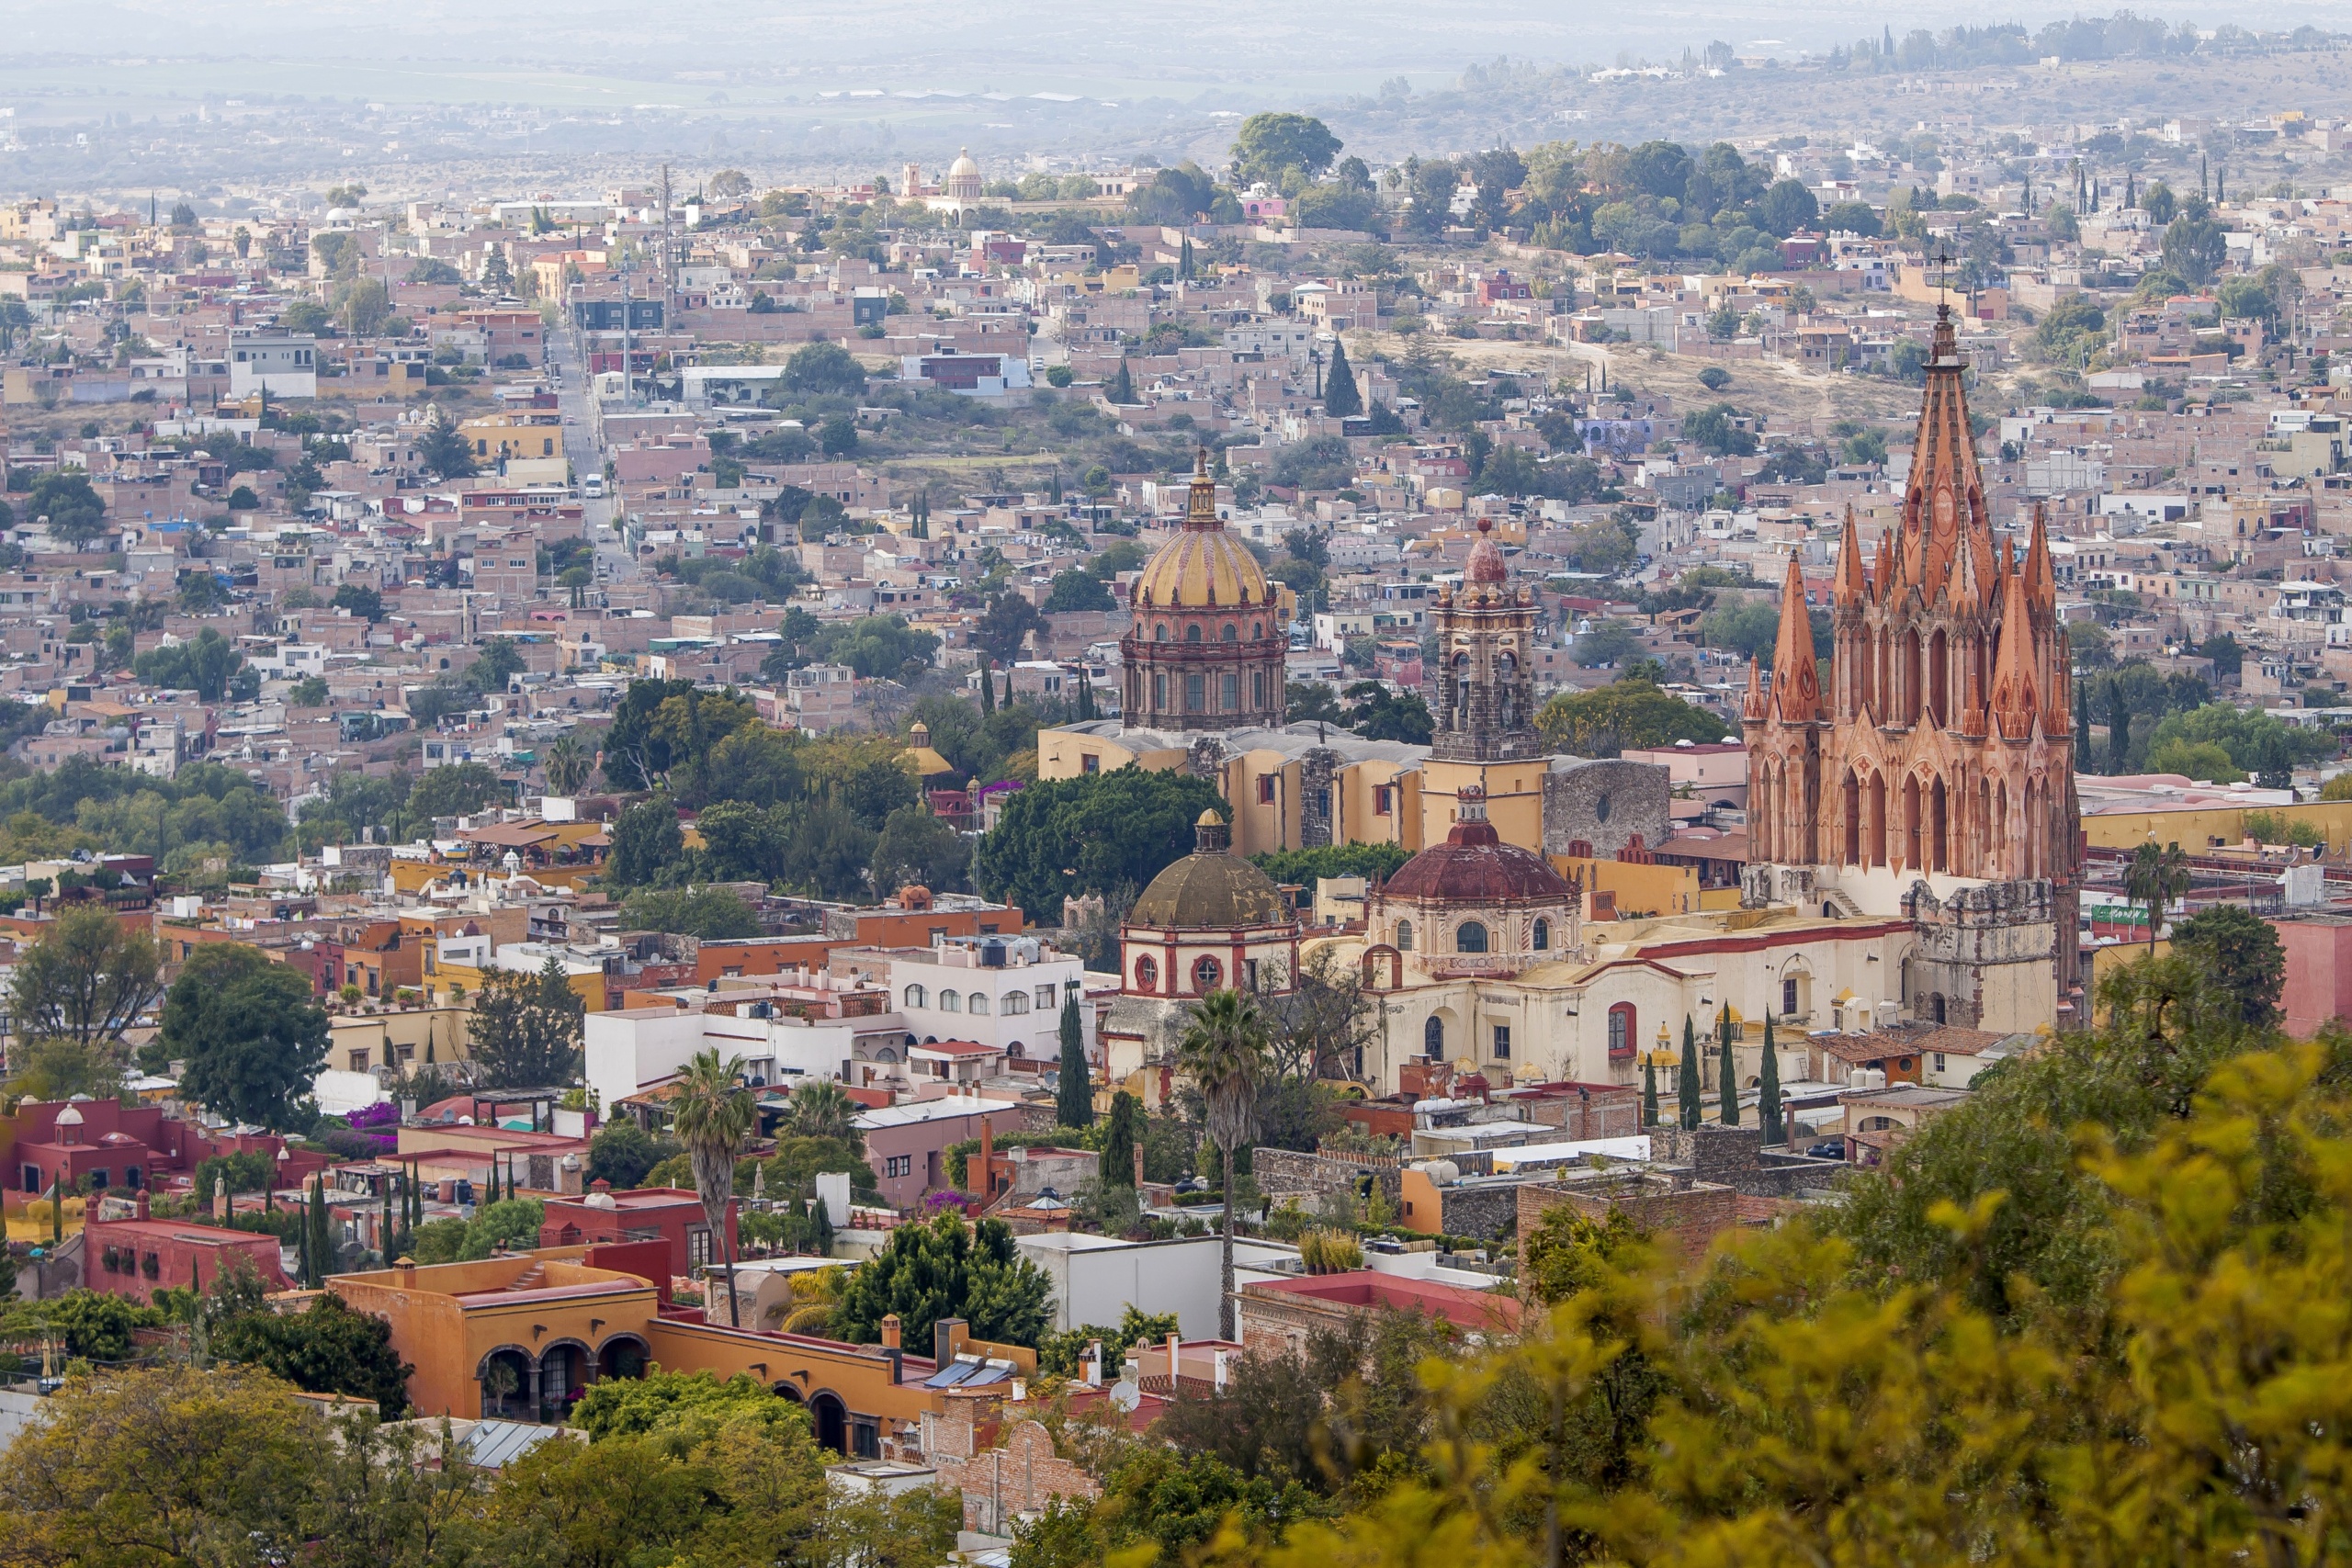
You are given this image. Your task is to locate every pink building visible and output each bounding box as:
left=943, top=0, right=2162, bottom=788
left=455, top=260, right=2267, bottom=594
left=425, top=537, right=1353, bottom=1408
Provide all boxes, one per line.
left=855, top=1096, right=1026, bottom=1209
left=537, top=1184, right=739, bottom=1280
left=81, top=1200, right=292, bottom=1305
left=2272, top=911, right=2352, bottom=1039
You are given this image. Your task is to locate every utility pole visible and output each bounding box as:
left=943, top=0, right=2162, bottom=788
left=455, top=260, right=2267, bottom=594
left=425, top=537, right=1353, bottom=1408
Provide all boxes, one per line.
left=660, top=164, right=676, bottom=326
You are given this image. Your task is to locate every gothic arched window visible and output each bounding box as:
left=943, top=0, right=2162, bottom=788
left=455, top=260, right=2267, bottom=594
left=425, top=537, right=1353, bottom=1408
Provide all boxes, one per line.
left=1396, top=919, right=1414, bottom=951
left=1532, top=918, right=1550, bottom=951
left=1423, top=1015, right=1444, bottom=1058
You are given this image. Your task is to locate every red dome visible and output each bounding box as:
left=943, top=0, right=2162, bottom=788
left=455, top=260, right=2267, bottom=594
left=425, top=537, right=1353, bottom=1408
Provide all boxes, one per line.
left=1382, top=818, right=1576, bottom=904
left=1464, top=517, right=1509, bottom=583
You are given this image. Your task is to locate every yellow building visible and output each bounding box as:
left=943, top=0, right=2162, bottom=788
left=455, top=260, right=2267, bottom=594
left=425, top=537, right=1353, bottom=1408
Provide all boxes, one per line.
left=458, top=410, right=565, bottom=463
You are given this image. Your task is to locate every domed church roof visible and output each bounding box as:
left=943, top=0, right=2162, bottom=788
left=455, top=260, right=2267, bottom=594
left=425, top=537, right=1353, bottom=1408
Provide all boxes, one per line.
left=1131, top=448, right=1273, bottom=612
left=1464, top=516, right=1509, bottom=583
left=1129, top=810, right=1290, bottom=929
left=1382, top=788, right=1575, bottom=905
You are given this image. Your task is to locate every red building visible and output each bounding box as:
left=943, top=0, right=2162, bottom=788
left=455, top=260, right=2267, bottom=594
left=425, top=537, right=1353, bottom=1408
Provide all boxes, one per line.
left=80, top=1199, right=291, bottom=1304
left=537, top=1184, right=739, bottom=1280
left=7, top=1098, right=314, bottom=1201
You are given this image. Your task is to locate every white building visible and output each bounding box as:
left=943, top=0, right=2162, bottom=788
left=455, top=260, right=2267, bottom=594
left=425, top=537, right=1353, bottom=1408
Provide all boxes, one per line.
left=583, top=1003, right=896, bottom=1110
left=227, top=333, right=319, bottom=399
left=831, top=936, right=1093, bottom=1066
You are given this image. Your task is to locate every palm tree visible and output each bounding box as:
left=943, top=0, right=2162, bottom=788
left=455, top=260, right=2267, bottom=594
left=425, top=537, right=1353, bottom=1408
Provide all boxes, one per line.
left=786, top=1077, right=862, bottom=1152
left=770, top=1264, right=846, bottom=1335
left=1176, top=987, right=1271, bottom=1339
left=543, top=736, right=590, bottom=795
left=671, top=1048, right=755, bottom=1327
left=2126, top=839, right=2192, bottom=955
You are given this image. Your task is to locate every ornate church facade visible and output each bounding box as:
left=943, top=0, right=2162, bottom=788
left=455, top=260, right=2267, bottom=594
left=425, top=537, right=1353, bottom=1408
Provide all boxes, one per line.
left=1740, top=305, right=2083, bottom=1029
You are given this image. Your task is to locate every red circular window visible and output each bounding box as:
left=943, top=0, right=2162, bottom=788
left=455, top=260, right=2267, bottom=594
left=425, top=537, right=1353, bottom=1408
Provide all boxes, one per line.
left=1192, top=955, right=1223, bottom=992
left=1133, top=955, right=1159, bottom=993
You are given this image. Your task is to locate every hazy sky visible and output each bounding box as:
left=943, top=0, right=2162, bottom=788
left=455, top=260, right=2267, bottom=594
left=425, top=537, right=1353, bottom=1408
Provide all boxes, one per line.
left=6, top=0, right=2342, bottom=100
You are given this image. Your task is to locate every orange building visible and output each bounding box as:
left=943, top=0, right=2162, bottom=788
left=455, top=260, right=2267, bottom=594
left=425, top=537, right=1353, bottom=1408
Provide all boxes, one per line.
left=329, top=1244, right=1033, bottom=1457
left=693, top=889, right=1023, bottom=985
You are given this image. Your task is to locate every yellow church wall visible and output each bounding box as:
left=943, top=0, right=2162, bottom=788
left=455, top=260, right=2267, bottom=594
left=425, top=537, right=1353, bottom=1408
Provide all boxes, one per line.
left=2082, top=801, right=2347, bottom=853
left=1036, top=730, right=1425, bottom=858
left=1550, top=857, right=1701, bottom=919
left=1419, top=757, right=1549, bottom=853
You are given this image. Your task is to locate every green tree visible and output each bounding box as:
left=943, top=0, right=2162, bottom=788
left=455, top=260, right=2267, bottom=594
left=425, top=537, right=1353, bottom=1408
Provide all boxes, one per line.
left=1231, top=112, right=1342, bottom=186
left=466, top=958, right=585, bottom=1087
left=620, top=885, right=761, bottom=940
left=1678, top=1013, right=1701, bottom=1130
left=1178, top=987, right=1271, bottom=1339
left=1322, top=336, right=1362, bottom=417
left=1716, top=1004, right=1738, bottom=1125
left=405, top=760, right=506, bottom=818
left=872, top=806, right=970, bottom=897
left=972, top=767, right=1227, bottom=919
left=586, top=1118, right=680, bottom=1190
left=2125, top=840, right=2190, bottom=956
left=0, top=1363, right=325, bottom=1565
left=9, top=902, right=163, bottom=1061
left=2161, top=212, right=2228, bottom=286
left=1535, top=678, right=1729, bottom=757
left=155, top=942, right=330, bottom=1131
left=1055, top=993, right=1092, bottom=1129
left=782, top=340, right=869, bottom=397
left=1043, top=570, right=1115, bottom=613
left=831, top=1210, right=1053, bottom=1348
left=1758, top=1012, right=1783, bottom=1144
left=27, top=470, right=107, bottom=546
left=672, top=1048, right=755, bottom=1327
left=416, top=411, right=478, bottom=480
left=1101, top=1089, right=1143, bottom=1189
left=133, top=627, right=245, bottom=701
left=2168, top=903, right=2285, bottom=1029
left=213, top=1292, right=413, bottom=1416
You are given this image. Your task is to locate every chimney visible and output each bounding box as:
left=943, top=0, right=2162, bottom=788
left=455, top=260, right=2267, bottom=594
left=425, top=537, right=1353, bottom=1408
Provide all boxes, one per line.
left=973, top=1120, right=993, bottom=1199
left=135, top=1190, right=149, bottom=1221
left=1166, top=1329, right=1181, bottom=1381
left=934, top=1316, right=968, bottom=1367
left=880, top=1314, right=901, bottom=1350
left=1133, top=1138, right=1145, bottom=1190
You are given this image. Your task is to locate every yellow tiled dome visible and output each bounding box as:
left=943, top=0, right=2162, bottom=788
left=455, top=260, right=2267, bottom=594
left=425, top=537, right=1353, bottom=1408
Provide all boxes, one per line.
left=1130, top=448, right=1272, bottom=610
left=1133, top=526, right=1271, bottom=610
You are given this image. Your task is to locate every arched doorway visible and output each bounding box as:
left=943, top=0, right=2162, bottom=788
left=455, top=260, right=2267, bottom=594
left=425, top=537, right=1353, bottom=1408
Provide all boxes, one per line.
left=809, top=1391, right=848, bottom=1452
left=539, top=1342, right=589, bottom=1418
left=479, top=1348, right=533, bottom=1420
left=597, top=1336, right=650, bottom=1382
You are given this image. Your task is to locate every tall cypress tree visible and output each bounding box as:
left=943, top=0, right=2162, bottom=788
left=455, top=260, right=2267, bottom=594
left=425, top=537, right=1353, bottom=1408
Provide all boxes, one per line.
left=1055, top=994, right=1093, bottom=1129
left=2107, top=678, right=2131, bottom=774
left=1718, top=1006, right=1739, bottom=1126
left=1642, top=1054, right=1658, bottom=1128
left=1759, top=1014, right=1783, bottom=1145
left=1678, top=1015, right=1702, bottom=1132
left=979, top=658, right=995, bottom=714
left=2075, top=677, right=2092, bottom=761
left=1108, top=358, right=1134, bottom=405
left=1323, top=336, right=1363, bottom=417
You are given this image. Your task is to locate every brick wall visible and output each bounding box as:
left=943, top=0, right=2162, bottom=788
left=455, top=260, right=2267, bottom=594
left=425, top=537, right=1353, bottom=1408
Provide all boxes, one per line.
left=933, top=1418, right=1100, bottom=1537
left=1434, top=1182, right=1521, bottom=1241
left=1516, top=1177, right=1738, bottom=1262
left=1254, top=1147, right=1404, bottom=1212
